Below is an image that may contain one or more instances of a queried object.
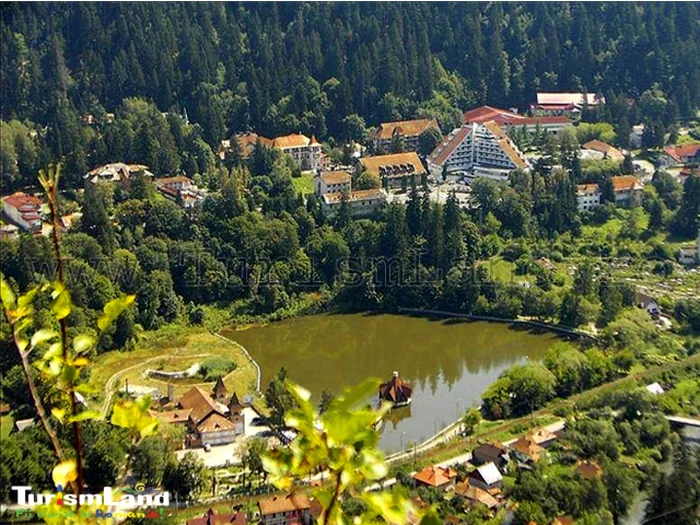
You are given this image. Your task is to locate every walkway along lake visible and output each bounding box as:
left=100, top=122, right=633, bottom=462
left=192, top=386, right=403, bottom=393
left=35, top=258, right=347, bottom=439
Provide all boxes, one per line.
left=223, top=312, right=560, bottom=453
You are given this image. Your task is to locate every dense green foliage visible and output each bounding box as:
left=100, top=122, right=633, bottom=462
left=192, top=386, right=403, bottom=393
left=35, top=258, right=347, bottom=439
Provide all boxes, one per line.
left=2, top=3, right=700, bottom=189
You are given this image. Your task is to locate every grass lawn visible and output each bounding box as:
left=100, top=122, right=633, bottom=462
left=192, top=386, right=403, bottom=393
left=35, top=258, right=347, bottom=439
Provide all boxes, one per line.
left=292, top=172, right=315, bottom=195
left=1, top=414, right=14, bottom=439
left=481, top=257, right=517, bottom=283
left=89, top=325, right=259, bottom=406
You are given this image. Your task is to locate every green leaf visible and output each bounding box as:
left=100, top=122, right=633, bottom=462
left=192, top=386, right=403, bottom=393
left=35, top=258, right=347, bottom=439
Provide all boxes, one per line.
left=331, top=378, right=380, bottom=412
left=111, top=396, right=159, bottom=438
left=72, top=334, right=95, bottom=354
left=51, top=408, right=66, bottom=422
left=0, top=276, right=16, bottom=309
left=98, top=295, right=135, bottom=331
left=67, top=410, right=101, bottom=423
left=31, top=329, right=58, bottom=348
left=50, top=284, right=72, bottom=320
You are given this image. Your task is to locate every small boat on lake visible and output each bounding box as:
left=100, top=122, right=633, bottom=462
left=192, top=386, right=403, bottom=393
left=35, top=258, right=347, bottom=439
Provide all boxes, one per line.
left=379, top=371, right=413, bottom=408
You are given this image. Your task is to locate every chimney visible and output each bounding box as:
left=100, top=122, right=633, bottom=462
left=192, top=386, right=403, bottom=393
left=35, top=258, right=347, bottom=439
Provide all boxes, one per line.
left=168, top=383, right=175, bottom=402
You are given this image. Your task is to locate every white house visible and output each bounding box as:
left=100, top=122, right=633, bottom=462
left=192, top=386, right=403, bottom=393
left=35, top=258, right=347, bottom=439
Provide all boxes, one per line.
left=314, top=170, right=351, bottom=196
left=272, top=133, right=322, bottom=171
left=467, top=462, right=503, bottom=492
left=629, top=124, right=645, bottom=148
left=320, top=188, right=387, bottom=218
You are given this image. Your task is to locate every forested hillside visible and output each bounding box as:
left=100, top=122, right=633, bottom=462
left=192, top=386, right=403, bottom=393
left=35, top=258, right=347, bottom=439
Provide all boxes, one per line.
left=2, top=2, right=700, bottom=187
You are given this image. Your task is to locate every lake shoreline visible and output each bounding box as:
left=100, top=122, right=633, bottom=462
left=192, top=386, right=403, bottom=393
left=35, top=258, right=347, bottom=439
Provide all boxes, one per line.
left=223, top=311, right=560, bottom=453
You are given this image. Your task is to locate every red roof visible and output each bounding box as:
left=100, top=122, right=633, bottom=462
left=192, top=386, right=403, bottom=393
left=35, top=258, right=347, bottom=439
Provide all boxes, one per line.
left=462, top=105, right=522, bottom=125
left=413, top=466, right=458, bottom=487
left=611, top=175, right=642, bottom=191
left=187, top=509, right=247, bottom=525
left=462, top=106, right=572, bottom=127
left=664, top=143, right=700, bottom=163
left=2, top=192, right=42, bottom=210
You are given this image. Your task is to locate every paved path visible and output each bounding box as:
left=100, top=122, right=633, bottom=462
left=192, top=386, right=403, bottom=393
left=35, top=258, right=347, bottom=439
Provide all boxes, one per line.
left=665, top=415, right=700, bottom=428
left=100, top=353, right=212, bottom=418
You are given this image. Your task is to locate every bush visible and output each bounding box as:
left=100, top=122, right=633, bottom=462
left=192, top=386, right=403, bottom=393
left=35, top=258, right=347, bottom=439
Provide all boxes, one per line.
left=199, top=356, right=237, bottom=381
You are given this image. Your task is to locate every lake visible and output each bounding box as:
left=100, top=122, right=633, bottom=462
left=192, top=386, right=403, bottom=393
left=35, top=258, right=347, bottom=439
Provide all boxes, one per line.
left=223, top=312, right=560, bottom=453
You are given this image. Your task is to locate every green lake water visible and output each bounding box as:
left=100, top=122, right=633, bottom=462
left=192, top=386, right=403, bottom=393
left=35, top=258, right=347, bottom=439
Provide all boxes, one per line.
left=223, top=312, right=560, bottom=453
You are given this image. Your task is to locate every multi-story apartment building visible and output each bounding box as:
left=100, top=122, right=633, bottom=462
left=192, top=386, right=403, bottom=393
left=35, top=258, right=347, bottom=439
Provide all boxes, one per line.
left=370, top=118, right=440, bottom=152
left=576, top=184, right=602, bottom=212
left=427, top=121, right=530, bottom=181
left=314, top=170, right=351, bottom=196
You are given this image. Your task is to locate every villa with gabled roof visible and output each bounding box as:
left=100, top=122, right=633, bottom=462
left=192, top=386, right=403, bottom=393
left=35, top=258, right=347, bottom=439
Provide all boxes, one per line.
left=370, top=118, right=440, bottom=152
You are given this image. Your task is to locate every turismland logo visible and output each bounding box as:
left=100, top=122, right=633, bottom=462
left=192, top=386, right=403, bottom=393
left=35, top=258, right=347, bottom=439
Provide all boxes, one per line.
left=12, top=483, right=171, bottom=520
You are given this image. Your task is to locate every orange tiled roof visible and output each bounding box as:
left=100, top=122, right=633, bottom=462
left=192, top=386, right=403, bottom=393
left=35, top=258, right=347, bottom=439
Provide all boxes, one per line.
left=498, top=137, right=529, bottom=169
left=583, top=139, right=624, bottom=160
left=412, top=465, right=458, bottom=487
left=272, top=133, right=316, bottom=150
left=664, top=143, right=700, bottom=163
left=611, top=175, right=642, bottom=191
left=320, top=171, right=351, bottom=185
left=454, top=480, right=499, bottom=508
left=510, top=436, right=542, bottom=461
left=553, top=517, right=575, bottom=525
left=372, top=118, right=439, bottom=140
left=463, top=105, right=571, bottom=127
left=258, top=493, right=310, bottom=516
left=2, top=192, right=42, bottom=210
left=462, top=105, right=521, bottom=125
left=360, top=152, right=425, bottom=178
left=527, top=428, right=557, bottom=446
